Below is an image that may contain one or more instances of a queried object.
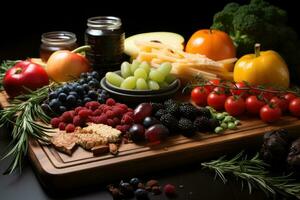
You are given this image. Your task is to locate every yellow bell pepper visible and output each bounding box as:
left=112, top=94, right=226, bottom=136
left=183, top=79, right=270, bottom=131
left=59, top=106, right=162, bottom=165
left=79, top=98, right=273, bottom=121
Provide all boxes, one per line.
left=233, top=44, right=290, bottom=88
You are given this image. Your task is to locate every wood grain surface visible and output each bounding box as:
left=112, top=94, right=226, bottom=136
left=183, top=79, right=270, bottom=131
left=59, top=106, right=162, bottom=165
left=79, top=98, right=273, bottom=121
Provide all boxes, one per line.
left=1, top=91, right=300, bottom=191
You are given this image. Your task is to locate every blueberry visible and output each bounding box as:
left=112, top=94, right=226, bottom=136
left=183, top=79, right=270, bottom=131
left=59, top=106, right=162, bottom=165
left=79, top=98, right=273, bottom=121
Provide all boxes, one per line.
left=143, top=117, right=160, bottom=128
left=130, top=178, right=141, bottom=188
left=99, top=93, right=108, bottom=100
left=56, top=88, right=63, bottom=95
left=66, top=95, right=77, bottom=106
left=88, top=90, right=98, bottom=99
left=58, top=93, right=67, bottom=102
left=88, top=80, right=98, bottom=88
left=49, top=91, right=58, bottom=99
left=78, top=78, right=86, bottom=85
left=97, top=89, right=103, bottom=94
left=134, top=188, right=149, bottom=200
left=83, top=97, right=92, bottom=104
left=101, top=90, right=108, bottom=95
left=69, top=91, right=78, bottom=99
left=82, top=83, right=90, bottom=92
left=73, top=82, right=80, bottom=88
left=80, top=72, right=87, bottom=79
left=86, top=76, right=93, bottom=82
left=77, top=99, right=83, bottom=106
left=49, top=99, right=62, bottom=111
left=62, top=85, right=71, bottom=93
left=59, top=106, right=67, bottom=113
left=41, top=103, right=51, bottom=113
left=91, top=71, right=100, bottom=80
left=119, top=182, right=134, bottom=198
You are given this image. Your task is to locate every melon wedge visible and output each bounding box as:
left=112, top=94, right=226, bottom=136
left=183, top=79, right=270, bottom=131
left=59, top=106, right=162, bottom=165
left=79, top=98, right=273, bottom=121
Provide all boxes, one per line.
left=125, top=32, right=185, bottom=58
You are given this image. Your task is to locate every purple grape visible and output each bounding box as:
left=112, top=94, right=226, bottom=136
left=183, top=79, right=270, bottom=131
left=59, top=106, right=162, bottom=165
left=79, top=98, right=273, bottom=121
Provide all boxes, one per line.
left=145, top=124, right=169, bottom=143
left=129, top=124, right=145, bottom=142
left=133, top=103, right=152, bottom=123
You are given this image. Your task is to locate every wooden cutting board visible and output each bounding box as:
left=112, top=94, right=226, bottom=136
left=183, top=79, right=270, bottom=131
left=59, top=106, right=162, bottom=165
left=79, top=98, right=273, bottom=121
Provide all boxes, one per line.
left=1, top=91, right=300, bottom=192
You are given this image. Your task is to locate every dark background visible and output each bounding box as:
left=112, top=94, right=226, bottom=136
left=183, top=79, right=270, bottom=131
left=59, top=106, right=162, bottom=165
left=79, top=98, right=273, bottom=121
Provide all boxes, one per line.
left=0, top=0, right=299, bottom=61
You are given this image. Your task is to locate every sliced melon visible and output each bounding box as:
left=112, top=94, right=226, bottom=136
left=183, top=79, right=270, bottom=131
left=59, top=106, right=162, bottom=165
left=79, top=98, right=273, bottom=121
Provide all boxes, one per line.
left=125, top=32, right=185, bottom=58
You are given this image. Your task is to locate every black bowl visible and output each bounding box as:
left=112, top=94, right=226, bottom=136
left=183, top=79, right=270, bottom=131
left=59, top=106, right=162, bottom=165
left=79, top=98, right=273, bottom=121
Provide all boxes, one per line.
left=100, top=76, right=181, bottom=105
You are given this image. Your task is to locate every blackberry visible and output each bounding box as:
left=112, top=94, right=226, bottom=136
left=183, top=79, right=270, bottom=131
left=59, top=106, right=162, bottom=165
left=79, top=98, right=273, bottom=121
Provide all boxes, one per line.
left=164, top=99, right=177, bottom=107
left=150, top=102, right=164, bottom=113
left=178, top=118, right=195, bottom=136
left=160, top=113, right=178, bottom=130
left=165, top=103, right=179, bottom=116
left=197, top=107, right=212, bottom=118
left=193, top=116, right=210, bottom=132
left=154, top=109, right=168, bottom=119
left=209, top=118, right=220, bottom=131
left=179, top=102, right=198, bottom=120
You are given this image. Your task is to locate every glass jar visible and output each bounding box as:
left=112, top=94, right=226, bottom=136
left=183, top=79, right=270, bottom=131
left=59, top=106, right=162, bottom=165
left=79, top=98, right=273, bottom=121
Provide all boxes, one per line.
left=85, top=16, right=125, bottom=77
left=40, top=31, right=78, bottom=62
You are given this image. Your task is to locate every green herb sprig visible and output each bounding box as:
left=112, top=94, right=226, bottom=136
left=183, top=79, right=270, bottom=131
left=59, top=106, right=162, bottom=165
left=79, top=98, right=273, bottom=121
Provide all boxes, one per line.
left=202, top=152, right=300, bottom=199
left=0, top=85, right=56, bottom=174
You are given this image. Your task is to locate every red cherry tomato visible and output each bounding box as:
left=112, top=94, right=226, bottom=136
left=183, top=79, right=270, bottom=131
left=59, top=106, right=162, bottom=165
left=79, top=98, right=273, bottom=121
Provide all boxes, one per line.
left=230, top=82, right=249, bottom=98
left=270, top=97, right=289, bottom=112
left=260, top=105, right=282, bottom=123
left=284, top=93, right=297, bottom=103
left=289, top=98, right=300, bottom=117
left=245, top=95, right=266, bottom=115
left=224, top=96, right=246, bottom=116
left=191, top=86, right=209, bottom=106
left=205, top=79, right=220, bottom=92
left=207, top=91, right=227, bottom=110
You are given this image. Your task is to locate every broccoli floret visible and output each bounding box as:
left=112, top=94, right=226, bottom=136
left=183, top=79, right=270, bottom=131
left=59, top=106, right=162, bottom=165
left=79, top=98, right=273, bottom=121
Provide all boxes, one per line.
left=211, top=0, right=300, bottom=84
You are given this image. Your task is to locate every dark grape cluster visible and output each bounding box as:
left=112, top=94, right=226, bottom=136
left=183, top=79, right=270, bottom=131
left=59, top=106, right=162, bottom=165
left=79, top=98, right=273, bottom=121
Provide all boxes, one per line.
left=42, top=71, right=109, bottom=116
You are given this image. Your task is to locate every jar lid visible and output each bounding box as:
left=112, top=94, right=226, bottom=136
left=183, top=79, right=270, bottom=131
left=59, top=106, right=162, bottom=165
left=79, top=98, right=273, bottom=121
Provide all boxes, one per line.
left=41, top=31, right=77, bottom=46
left=87, top=16, right=122, bottom=30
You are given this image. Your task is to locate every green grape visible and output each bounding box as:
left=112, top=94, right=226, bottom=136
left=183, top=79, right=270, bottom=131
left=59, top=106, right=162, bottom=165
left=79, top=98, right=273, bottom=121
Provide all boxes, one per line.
left=134, top=68, right=147, bottom=80
left=159, top=81, right=169, bottom=88
left=165, top=74, right=177, bottom=84
left=149, top=69, right=165, bottom=83
left=105, top=72, right=124, bottom=87
left=130, top=60, right=141, bottom=74
left=158, top=62, right=172, bottom=76
left=120, top=76, right=137, bottom=89
left=136, top=78, right=148, bottom=90
left=121, top=62, right=131, bottom=78
left=139, top=61, right=150, bottom=74
left=148, top=80, right=160, bottom=90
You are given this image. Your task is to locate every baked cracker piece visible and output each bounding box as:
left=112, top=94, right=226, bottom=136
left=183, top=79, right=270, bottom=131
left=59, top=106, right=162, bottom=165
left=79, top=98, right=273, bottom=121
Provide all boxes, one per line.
left=76, top=133, right=108, bottom=150
left=51, top=133, right=78, bottom=155
left=80, top=123, right=121, bottom=143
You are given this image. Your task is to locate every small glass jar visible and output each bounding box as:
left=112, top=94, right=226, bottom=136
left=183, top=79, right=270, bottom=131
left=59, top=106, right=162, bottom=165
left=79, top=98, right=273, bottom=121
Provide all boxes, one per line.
left=85, top=16, right=125, bottom=77
left=40, top=31, right=78, bottom=62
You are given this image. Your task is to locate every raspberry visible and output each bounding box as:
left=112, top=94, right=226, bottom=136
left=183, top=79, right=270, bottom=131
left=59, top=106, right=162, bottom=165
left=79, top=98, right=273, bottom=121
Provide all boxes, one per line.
left=65, top=124, right=75, bottom=133
left=117, top=103, right=128, bottom=110
left=93, top=109, right=103, bottom=116
left=112, top=107, right=125, bottom=116
left=61, top=111, right=73, bottom=123
left=163, top=184, right=176, bottom=197
left=93, top=114, right=108, bottom=124
left=125, top=112, right=134, bottom=118
left=127, top=108, right=134, bottom=112
left=107, top=119, right=115, bottom=127
left=85, top=101, right=101, bottom=110
left=113, top=117, right=121, bottom=125
left=121, top=115, right=134, bottom=124
left=103, top=106, right=112, bottom=113
left=58, top=122, right=66, bottom=130
left=78, top=109, right=93, bottom=119
left=50, top=117, right=61, bottom=128
left=74, top=106, right=85, bottom=115
left=106, top=110, right=115, bottom=119
left=116, top=124, right=130, bottom=133
left=73, top=115, right=85, bottom=127
left=106, top=98, right=116, bottom=106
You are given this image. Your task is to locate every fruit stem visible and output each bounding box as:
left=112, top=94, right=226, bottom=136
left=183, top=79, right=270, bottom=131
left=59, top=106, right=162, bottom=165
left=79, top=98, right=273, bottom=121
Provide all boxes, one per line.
left=255, top=43, right=261, bottom=57
left=72, top=45, right=91, bottom=54
left=14, top=67, right=22, bottom=74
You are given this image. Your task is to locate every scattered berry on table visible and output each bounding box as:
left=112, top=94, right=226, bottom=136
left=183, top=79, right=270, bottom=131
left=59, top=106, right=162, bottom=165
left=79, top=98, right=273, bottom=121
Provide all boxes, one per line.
left=163, top=184, right=176, bottom=197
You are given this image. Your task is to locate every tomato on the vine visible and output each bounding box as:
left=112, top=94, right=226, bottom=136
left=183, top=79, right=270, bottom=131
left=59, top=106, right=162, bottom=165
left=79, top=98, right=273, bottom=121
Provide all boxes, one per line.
left=270, top=97, right=289, bottom=112
left=260, top=104, right=282, bottom=123
left=207, top=91, right=227, bottom=110
left=224, top=96, right=246, bottom=116
left=230, top=82, right=249, bottom=98
left=205, top=79, right=220, bottom=92
left=245, top=95, right=266, bottom=115
left=191, top=86, right=209, bottom=106
left=289, top=98, right=300, bottom=117
left=284, top=93, right=297, bottom=103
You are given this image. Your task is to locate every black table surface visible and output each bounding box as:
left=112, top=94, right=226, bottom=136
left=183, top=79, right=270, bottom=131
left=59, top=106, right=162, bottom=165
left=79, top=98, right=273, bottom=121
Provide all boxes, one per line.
left=0, top=126, right=273, bottom=200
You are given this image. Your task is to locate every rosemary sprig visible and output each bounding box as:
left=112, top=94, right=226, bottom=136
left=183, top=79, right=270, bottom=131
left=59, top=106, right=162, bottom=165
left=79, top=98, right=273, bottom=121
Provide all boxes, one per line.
left=202, top=152, right=300, bottom=199
left=0, top=60, right=20, bottom=90
left=0, top=84, right=56, bottom=174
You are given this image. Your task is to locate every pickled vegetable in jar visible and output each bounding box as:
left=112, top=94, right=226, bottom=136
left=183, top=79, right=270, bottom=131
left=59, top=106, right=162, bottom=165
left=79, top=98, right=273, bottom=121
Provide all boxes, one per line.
left=85, top=16, right=125, bottom=77
left=40, top=31, right=78, bottom=62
